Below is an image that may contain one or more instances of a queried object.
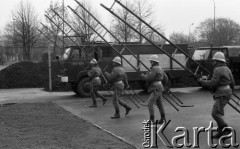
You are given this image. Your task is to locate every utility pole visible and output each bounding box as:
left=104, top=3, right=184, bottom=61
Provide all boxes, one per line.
left=212, top=0, right=216, bottom=45
left=48, top=45, right=52, bottom=91
left=188, top=23, right=194, bottom=43
left=62, top=0, right=65, bottom=54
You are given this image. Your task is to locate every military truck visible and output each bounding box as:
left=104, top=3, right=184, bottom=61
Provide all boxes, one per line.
left=186, top=46, right=240, bottom=85
left=57, top=43, right=190, bottom=97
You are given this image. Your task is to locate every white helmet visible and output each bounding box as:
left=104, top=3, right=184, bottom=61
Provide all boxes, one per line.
left=149, top=55, right=159, bottom=63
left=212, top=52, right=226, bottom=62
left=112, top=56, right=121, bottom=65
left=90, top=59, right=97, bottom=64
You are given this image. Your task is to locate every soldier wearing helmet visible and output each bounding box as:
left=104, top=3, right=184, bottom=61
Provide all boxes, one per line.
left=104, top=56, right=131, bottom=119
left=140, top=55, right=167, bottom=124
left=87, top=58, right=108, bottom=107
left=198, top=51, right=235, bottom=138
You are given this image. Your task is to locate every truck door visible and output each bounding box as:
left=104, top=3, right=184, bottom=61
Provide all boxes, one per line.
left=67, top=47, right=87, bottom=81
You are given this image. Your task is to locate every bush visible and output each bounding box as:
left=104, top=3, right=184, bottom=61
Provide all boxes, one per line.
left=0, top=61, right=71, bottom=91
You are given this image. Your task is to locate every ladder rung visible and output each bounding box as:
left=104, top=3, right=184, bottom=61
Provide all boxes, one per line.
left=172, top=48, right=178, bottom=57
left=81, top=46, right=86, bottom=50
left=236, top=99, right=240, bottom=109
left=120, top=47, right=125, bottom=54
left=110, top=1, right=116, bottom=10
left=160, top=40, right=166, bottom=48
left=102, top=30, right=108, bottom=38
left=194, top=66, right=200, bottom=75
left=185, top=57, right=189, bottom=64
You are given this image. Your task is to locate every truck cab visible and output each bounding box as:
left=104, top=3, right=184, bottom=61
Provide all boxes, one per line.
left=58, top=43, right=190, bottom=97
left=187, top=46, right=240, bottom=84
left=58, top=44, right=113, bottom=97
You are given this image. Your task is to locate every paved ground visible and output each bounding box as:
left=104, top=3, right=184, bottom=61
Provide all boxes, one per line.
left=1, top=87, right=240, bottom=149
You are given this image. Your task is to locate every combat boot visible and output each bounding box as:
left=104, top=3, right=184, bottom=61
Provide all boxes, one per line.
left=89, top=102, right=97, bottom=108
left=212, top=126, right=225, bottom=139
left=118, top=100, right=131, bottom=115
left=125, top=107, right=131, bottom=115
left=150, top=115, right=155, bottom=123
left=157, top=114, right=166, bottom=125
left=212, top=131, right=223, bottom=139
left=102, top=97, right=108, bottom=105
left=111, top=110, right=120, bottom=119
left=213, top=126, right=231, bottom=139
left=89, top=104, right=97, bottom=108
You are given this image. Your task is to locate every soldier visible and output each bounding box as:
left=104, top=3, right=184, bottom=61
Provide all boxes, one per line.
left=104, top=56, right=132, bottom=119
left=87, top=58, right=108, bottom=107
left=140, top=55, right=166, bottom=124
left=198, top=52, right=235, bottom=138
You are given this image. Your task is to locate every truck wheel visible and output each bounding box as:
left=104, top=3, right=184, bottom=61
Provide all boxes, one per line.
left=76, top=77, right=91, bottom=97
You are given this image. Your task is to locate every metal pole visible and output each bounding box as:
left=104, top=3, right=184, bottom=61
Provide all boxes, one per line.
left=188, top=23, right=194, bottom=43
left=73, top=0, right=153, bottom=72
left=212, top=0, right=216, bottom=45
left=62, top=0, right=65, bottom=54
left=72, top=1, right=191, bottom=109
left=101, top=4, right=198, bottom=78
left=41, top=23, right=69, bottom=47
left=37, top=29, right=62, bottom=50
left=68, top=6, right=140, bottom=74
left=48, top=45, right=52, bottom=91
left=110, top=0, right=212, bottom=76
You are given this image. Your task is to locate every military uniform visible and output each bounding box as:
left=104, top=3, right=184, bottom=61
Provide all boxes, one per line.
left=88, top=65, right=107, bottom=107
left=141, top=64, right=166, bottom=123
left=199, top=63, right=235, bottom=131
left=199, top=52, right=235, bottom=138
left=105, top=65, right=131, bottom=119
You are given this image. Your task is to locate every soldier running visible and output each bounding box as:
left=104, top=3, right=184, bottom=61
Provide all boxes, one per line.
left=140, top=55, right=166, bottom=124
left=104, top=56, right=132, bottom=119
left=198, top=52, right=235, bottom=138
left=87, top=58, right=108, bottom=107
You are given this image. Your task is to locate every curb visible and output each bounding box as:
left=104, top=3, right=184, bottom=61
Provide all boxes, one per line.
left=85, top=119, right=140, bottom=149
left=55, top=102, right=140, bottom=149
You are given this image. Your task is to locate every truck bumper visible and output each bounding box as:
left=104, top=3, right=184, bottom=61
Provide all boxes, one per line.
left=57, top=75, right=68, bottom=83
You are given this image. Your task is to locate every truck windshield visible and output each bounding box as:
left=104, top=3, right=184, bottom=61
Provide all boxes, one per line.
left=63, top=48, right=71, bottom=60
left=192, top=49, right=210, bottom=60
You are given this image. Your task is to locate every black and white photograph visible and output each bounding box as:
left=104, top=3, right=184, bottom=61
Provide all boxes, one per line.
left=0, top=0, right=240, bottom=148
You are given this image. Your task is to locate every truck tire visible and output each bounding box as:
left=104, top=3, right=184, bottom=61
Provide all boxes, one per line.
left=76, top=77, right=91, bottom=97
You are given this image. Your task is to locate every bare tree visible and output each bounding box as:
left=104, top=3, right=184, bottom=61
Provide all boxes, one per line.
left=71, top=0, right=102, bottom=43
left=196, top=17, right=240, bottom=46
left=132, top=0, right=165, bottom=43
left=111, top=1, right=136, bottom=42
left=111, top=0, right=164, bottom=43
left=10, top=1, right=41, bottom=60
left=45, top=1, right=68, bottom=55
left=169, top=32, right=189, bottom=44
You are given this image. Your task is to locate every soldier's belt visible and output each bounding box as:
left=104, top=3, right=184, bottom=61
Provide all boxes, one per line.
left=114, top=81, right=123, bottom=84
left=217, top=85, right=230, bottom=90
left=93, top=77, right=100, bottom=80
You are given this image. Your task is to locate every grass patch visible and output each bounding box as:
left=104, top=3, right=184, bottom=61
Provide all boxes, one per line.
left=0, top=102, right=135, bottom=149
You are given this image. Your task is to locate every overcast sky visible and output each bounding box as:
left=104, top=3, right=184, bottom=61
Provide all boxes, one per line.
left=0, top=0, right=239, bottom=37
